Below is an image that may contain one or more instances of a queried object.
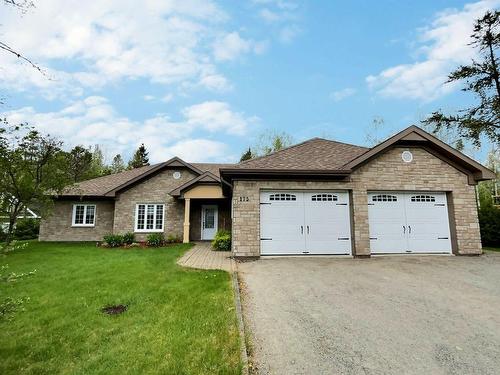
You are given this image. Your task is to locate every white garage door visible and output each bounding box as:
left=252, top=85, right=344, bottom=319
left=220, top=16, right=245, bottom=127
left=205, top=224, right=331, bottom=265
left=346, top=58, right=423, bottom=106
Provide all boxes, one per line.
left=368, top=192, right=452, bottom=254
left=260, top=191, right=352, bottom=255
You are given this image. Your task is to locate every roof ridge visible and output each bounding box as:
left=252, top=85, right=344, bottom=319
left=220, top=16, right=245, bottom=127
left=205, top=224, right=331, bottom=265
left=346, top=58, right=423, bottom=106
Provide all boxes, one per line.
left=238, top=137, right=367, bottom=166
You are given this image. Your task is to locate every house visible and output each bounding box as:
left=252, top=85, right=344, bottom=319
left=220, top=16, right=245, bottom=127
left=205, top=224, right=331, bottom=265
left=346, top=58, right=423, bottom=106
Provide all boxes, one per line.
left=39, top=126, right=495, bottom=257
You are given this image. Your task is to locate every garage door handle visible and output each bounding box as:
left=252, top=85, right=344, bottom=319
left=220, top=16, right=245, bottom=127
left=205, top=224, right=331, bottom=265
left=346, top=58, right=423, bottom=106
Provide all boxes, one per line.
left=301, top=225, right=303, bottom=234
left=307, top=225, right=310, bottom=234
left=408, top=225, right=411, bottom=234
left=403, top=225, right=406, bottom=234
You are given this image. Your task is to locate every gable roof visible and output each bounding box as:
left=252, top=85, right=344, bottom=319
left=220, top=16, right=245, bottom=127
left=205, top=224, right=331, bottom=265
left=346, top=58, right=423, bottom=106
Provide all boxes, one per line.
left=343, top=125, right=496, bottom=181
left=220, top=126, right=495, bottom=183
left=57, top=125, right=495, bottom=198
left=59, top=157, right=232, bottom=198
left=169, top=171, right=222, bottom=197
left=232, top=138, right=369, bottom=170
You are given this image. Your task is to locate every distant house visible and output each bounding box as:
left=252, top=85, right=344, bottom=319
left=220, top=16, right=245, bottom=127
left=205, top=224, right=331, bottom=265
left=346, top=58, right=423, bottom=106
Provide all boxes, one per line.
left=39, top=125, right=495, bottom=257
left=1, top=206, right=40, bottom=232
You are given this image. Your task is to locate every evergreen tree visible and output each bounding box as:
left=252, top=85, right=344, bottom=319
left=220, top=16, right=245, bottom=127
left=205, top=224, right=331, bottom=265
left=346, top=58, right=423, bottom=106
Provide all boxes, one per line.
left=240, top=147, right=253, bottom=162
left=128, top=143, right=150, bottom=169
left=67, top=145, right=93, bottom=182
left=111, top=154, right=125, bottom=173
left=423, top=10, right=500, bottom=146
left=90, top=145, right=111, bottom=176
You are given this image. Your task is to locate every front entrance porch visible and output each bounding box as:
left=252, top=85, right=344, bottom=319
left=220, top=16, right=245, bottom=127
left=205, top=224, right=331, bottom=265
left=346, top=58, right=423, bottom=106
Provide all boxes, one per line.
left=184, top=198, right=231, bottom=242
left=172, top=179, right=231, bottom=243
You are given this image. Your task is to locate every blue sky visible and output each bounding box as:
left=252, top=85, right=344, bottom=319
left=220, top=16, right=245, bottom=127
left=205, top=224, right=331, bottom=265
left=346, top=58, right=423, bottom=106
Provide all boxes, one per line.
left=1, top=0, right=498, bottom=163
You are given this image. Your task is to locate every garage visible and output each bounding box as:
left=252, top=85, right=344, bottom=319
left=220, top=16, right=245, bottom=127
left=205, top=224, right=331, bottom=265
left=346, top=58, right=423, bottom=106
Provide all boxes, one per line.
left=259, top=191, right=352, bottom=255
left=367, top=192, right=452, bottom=254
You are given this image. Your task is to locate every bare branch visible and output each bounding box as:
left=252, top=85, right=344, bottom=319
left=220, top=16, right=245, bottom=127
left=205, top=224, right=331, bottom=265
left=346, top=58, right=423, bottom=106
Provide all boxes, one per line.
left=0, top=41, right=47, bottom=77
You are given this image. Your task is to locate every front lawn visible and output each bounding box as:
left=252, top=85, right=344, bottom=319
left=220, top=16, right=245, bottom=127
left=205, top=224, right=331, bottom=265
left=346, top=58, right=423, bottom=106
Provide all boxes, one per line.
left=0, top=242, right=241, bottom=374
left=483, top=246, right=500, bottom=252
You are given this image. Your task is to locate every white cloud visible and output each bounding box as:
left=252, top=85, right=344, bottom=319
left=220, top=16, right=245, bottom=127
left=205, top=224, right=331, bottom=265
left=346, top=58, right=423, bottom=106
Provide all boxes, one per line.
left=3, top=97, right=255, bottom=162
left=163, top=139, right=229, bottom=162
left=260, top=8, right=282, bottom=23
left=0, top=0, right=242, bottom=97
left=143, top=95, right=155, bottom=101
left=199, top=73, right=233, bottom=92
left=330, top=88, right=356, bottom=102
left=367, top=0, right=500, bottom=101
left=183, top=101, right=257, bottom=135
left=161, top=94, right=174, bottom=103
left=213, top=32, right=267, bottom=61
left=253, top=0, right=301, bottom=43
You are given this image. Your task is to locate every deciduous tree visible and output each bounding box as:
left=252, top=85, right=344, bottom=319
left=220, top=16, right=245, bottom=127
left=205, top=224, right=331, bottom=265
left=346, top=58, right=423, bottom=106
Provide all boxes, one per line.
left=0, top=122, right=70, bottom=244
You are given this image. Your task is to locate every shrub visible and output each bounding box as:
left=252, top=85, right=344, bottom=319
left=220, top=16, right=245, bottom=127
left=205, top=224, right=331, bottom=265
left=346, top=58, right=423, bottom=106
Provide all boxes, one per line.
left=146, top=233, right=164, bottom=247
left=479, top=204, right=500, bottom=247
left=0, top=225, right=6, bottom=242
left=212, top=230, right=231, bottom=251
left=122, top=232, right=135, bottom=245
left=166, top=234, right=182, bottom=244
left=13, top=219, right=40, bottom=240
left=103, top=234, right=124, bottom=248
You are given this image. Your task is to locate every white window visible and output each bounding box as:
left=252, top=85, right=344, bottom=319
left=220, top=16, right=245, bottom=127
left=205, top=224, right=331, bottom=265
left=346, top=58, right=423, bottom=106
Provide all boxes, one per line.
left=410, top=195, right=436, bottom=202
left=135, top=204, right=164, bottom=232
left=72, top=204, right=96, bottom=227
left=269, top=193, right=296, bottom=201
left=311, top=194, right=338, bottom=201
left=372, top=194, right=397, bottom=202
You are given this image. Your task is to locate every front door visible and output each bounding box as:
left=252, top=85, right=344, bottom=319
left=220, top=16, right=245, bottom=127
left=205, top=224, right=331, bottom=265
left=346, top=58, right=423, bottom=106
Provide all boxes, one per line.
left=201, top=205, right=218, bottom=240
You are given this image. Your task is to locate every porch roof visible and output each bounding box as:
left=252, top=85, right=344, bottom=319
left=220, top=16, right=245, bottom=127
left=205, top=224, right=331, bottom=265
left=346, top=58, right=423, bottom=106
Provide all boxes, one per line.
left=169, top=171, right=229, bottom=199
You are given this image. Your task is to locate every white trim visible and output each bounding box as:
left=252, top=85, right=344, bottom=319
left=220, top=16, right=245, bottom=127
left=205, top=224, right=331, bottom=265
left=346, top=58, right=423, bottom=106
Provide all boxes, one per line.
left=71, top=204, right=96, bottom=227
left=134, top=203, right=165, bottom=233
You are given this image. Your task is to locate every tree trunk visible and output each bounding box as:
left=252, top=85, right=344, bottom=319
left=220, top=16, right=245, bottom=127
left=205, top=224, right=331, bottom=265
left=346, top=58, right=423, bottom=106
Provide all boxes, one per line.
left=4, top=204, right=20, bottom=245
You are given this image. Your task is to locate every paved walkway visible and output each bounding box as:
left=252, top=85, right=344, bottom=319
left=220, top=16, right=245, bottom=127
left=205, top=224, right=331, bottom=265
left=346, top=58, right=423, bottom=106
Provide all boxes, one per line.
left=177, top=241, right=235, bottom=272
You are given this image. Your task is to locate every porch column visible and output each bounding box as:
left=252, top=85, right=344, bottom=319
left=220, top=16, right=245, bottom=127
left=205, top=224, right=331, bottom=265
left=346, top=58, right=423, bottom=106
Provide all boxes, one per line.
left=183, top=198, right=191, bottom=243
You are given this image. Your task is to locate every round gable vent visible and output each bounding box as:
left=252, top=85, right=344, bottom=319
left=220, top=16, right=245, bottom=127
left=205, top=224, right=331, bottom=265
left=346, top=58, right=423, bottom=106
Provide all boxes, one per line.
left=173, top=171, right=181, bottom=179
left=401, top=150, right=413, bottom=163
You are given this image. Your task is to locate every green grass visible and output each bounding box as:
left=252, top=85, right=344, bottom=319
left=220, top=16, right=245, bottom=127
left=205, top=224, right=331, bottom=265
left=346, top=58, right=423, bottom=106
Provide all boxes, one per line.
left=0, top=242, right=241, bottom=374
left=483, top=246, right=500, bottom=252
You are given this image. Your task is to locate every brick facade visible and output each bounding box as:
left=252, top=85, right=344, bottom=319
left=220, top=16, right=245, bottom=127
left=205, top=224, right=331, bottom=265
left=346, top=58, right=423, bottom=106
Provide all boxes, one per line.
left=231, top=147, right=481, bottom=257
left=39, top=200, right=114, bottom=241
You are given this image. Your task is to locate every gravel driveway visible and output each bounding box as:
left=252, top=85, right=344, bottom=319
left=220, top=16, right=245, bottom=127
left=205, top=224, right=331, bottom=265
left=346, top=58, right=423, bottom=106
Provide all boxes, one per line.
left=238, top=253, right=500, bottom=375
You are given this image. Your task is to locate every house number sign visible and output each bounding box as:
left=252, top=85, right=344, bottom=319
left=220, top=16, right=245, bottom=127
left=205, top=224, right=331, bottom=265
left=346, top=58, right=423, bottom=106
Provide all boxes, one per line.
left=238, top=196, right=250, bottom=202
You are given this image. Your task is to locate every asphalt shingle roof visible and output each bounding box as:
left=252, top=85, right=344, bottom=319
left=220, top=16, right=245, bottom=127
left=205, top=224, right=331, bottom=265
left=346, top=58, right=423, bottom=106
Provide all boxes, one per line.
left=232, top=138, right=369, bottom=170
left=60, top=162, right=237, bottom=197
left=59, top=138, right=369, bottom=197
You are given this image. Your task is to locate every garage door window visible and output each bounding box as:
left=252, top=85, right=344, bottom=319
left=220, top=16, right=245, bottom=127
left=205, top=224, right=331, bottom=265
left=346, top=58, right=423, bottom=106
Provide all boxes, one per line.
left=269, top=193, right=296, bottom=201
left=311, top=194, right=338, bottom=201
left=410, top=195, right=436, bottom=202
left=371, top=194, right=397, bottom=202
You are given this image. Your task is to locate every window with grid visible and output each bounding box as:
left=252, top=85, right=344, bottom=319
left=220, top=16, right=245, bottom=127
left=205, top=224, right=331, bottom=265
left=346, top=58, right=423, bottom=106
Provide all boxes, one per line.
left=135, top=204, right=164, bottom=232
left=311, top=194, right=338, bottom=201
left=269, top=193, right=296, bottom=201
left=72, top=204, right=96, bottom=226
left=372, top=194, right=397, bottom=202
left=410, top=195, right=436, bottom=202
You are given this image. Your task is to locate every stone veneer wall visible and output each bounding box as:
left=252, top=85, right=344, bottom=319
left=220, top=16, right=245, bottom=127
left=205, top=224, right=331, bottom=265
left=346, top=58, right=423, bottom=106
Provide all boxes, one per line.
left=231, top=146, right=481, bottom=257
left=113, top=167, right=197, bottom=241
left=39, top=200, right=115, bottom=241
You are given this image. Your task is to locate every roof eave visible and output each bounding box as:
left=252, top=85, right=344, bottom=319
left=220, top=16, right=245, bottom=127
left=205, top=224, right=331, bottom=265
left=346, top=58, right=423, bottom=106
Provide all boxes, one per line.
left=220, top=168, right=351, bottom=181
